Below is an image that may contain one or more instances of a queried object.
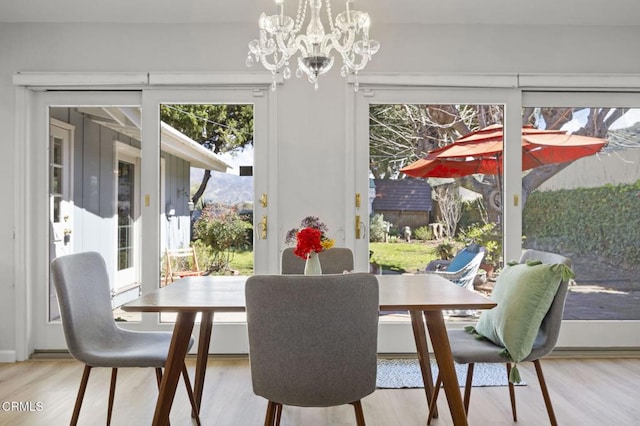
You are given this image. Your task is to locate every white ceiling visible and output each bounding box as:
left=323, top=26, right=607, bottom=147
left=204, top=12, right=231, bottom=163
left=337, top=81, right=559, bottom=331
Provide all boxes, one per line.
left=0, top=0, right=638, bottom=26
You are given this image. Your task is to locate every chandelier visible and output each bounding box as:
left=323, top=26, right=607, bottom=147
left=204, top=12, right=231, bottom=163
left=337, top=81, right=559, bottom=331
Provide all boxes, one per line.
left=246, top=0, right=380, bottom=91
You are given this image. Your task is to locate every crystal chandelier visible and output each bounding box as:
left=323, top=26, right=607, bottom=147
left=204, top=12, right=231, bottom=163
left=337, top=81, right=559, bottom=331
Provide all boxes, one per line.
left=246, top=0, right=380, bottom=91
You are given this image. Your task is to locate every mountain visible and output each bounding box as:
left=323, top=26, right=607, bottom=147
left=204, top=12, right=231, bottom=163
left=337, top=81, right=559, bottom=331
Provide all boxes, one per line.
left=191, top=169, right=254, bottom=205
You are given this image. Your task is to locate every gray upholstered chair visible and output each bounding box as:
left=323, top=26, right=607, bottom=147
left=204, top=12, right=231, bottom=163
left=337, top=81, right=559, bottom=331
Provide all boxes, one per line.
left=427, top=250, right=572, bottom=426
left=281, top=246, right=355, bottom=274
left=245, top=273, right=379, bottom=425
left=50, top=251, right=199, bottom=425
left=519, top=248, right=571, bottom=267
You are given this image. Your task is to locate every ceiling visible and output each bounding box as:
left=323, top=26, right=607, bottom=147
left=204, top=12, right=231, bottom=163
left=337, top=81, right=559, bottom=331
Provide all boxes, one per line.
left=0, top=0, right=639, bottom=26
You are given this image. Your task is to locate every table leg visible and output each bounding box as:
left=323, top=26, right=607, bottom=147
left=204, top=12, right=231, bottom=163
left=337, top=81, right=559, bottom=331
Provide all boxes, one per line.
left=153, top=311, right=197, bottom=426
left=424, top=310, right=468, bottom=426
left=409, top=310, right=438, bottom=419
left=193, top=311, right=214, bottom=417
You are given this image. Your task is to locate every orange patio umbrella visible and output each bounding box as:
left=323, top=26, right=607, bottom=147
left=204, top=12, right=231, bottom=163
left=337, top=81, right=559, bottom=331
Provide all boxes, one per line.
left=400, top=124, right=607, bottom=178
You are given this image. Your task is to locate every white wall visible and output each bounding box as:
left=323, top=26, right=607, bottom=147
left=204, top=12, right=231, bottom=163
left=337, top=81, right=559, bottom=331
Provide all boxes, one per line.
left=2, top=22, right=640, bottom=357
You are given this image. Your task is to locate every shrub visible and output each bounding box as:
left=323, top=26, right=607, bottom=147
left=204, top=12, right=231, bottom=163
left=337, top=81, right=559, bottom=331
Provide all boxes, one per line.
left=370, top=214, right=392, bottom=242
left=523, top=182, right=640, bottom=267
left=435, top=240, right=458, bottom=260
left=414, top=225, right=432, bottom=241
left=457, top=222, right=501, bottom=267
left=193, top=204, right=253, bottom=273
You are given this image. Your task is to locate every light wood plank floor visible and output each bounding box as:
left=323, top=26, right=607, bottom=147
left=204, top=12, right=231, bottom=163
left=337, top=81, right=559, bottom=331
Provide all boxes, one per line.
left=0, top=356, right=638, bottom=425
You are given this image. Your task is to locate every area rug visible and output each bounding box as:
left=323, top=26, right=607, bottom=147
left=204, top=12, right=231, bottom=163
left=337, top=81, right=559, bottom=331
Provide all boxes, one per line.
left=377, top=358, right=525, bottom=388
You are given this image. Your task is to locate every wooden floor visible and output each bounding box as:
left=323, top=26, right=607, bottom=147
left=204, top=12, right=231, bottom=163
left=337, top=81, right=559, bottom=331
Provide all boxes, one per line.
left=0, top=356, right=639, bottom=425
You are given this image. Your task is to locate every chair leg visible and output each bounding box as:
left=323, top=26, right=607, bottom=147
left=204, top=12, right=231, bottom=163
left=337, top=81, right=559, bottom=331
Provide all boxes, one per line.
left=351, top=400, right=366, bottom=426
left=427, top=374, right=442, bottom=425
left=506, top=363, right=517, bottom=421
left=181, top=364, right=201, bottom=426
left=155, top=367, right=163, bottom=388
left=264, top=401, right=279, bottom=426
left=534, top=359, right=558, bottom=426
left=106, top=368, right=118, bottom=426
left=275, top=403, right=282, bottom=426
left=463, top=363, right=474, bottom=415
left=70, top=365, right=92, bottom=425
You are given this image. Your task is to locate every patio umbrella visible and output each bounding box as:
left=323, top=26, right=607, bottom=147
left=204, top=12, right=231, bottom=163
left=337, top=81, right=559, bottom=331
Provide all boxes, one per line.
left=400, top=124, right=607, bottom=178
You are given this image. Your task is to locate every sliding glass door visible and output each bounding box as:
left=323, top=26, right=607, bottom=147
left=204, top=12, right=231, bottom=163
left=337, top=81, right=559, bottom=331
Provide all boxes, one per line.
left=522, top=91, right=640, bottom=348
left=352, top=86, right=522, bottom=352
left=28, top=87, right=272, bottom=353
left=353, top=86, right=640, bottom=350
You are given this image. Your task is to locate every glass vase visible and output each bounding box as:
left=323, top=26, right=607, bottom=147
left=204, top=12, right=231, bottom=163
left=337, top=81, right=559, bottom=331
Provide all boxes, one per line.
left=304, top=251, right=322, bottom=275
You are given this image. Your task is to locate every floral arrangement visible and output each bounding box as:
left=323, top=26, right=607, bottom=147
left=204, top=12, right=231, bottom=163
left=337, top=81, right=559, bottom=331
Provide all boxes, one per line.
left=285, top=216, right=335, bottom=259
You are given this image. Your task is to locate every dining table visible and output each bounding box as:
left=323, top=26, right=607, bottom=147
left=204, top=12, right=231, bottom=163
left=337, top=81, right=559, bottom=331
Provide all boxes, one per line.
left=122, top=273, right=496, bottom=426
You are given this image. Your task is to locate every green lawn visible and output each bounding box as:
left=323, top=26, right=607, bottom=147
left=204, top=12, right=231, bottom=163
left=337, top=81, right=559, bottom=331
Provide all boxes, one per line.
left=227, top=250, right=254, bottom=275
left=227, top=241, right=441, bottom=275
left=369, top=242, right=440, bottom=273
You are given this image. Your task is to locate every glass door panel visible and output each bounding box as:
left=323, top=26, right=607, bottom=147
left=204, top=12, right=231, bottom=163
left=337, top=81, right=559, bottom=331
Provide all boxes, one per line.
left=158, top=102, right=255, bottom=324
left=32, top=91, right=142, bottom=350
left=368, top=103, right=505, bottom=322
left=521, top=103, right=640, bottom=321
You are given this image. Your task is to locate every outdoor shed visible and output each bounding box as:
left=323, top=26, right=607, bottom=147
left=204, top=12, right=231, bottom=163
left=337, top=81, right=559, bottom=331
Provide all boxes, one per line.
left=372, top=179, right=432, bottom=231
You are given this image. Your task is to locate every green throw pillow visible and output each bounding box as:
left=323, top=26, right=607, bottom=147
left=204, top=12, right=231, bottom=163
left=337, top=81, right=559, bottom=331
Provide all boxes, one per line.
left=468, top=262, right=573, bottom=364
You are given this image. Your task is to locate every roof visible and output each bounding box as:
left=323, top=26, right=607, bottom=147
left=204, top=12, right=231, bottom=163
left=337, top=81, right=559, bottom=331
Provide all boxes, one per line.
left=160, top=122, right=230, bottom=171
left=81, top=106, right=230, bottom=172
left=372, top=179, right=432, bottom=212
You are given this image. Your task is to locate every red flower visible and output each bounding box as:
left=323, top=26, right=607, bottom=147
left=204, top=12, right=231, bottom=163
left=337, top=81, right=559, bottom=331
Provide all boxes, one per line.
left=293, top=227, right=324, bottom=259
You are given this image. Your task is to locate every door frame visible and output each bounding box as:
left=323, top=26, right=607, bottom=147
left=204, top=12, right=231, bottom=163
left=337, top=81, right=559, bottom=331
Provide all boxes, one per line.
left=348, top=82, right=640, bottom=350
left=48, top=118, right=75, bottom=321
left=113, top=145, right=142, bottom=306
left=20, top=91, right=143, bottom=352
left=14, top=81, right=276, bottom=358
left=349, top=85, right=522, bottom=353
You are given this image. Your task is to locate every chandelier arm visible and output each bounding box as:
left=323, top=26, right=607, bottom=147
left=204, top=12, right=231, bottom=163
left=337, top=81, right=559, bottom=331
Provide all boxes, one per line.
left=247, top=0, right=379, bottom=89
left=293, top=34, right=313, bottom=57
left=328, top=30, right=355, bottom=54
left=341, top=52, right=370, bottom=73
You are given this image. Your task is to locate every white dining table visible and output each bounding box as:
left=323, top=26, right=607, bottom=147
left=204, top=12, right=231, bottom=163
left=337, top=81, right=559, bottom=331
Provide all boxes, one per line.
left=122, top=273, right=496, bottom=426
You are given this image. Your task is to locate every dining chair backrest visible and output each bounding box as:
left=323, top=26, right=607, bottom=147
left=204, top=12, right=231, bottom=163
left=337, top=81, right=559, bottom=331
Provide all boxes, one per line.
left=281, top=247, right=354, bottom=274
left=50, top=251, right=119, bottom=362
left=519, top=249, right=572, bottom=268
left=518, top=249, right=573, bottom=360
left=245, top=273, right=379, bottom=408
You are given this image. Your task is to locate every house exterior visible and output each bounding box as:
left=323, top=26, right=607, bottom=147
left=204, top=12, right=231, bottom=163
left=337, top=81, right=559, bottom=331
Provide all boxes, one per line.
left=372, top=179, right=432, bottom=231
left=48, top=106, right=229, bottom=314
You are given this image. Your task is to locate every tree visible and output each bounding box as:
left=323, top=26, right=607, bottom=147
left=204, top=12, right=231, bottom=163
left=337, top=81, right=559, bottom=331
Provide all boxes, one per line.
left=160, top=104, right=254, bottom=206
left=432, top=182, right=462, bottom=239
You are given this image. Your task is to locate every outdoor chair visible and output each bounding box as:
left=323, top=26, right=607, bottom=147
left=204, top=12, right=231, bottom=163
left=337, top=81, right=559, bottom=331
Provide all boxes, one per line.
left=427, top=250, right=573, bottom=426
left=424, top=243, right=486, bottom=291
left=245, top=273, right=379, bottom=425
left=50, top=251, right=200, bottom=425
left=281, top=247, right=354, bottom=274
left=163, top=246, right=205, bottom=286
left=424, top=243, right=486, bottom=316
